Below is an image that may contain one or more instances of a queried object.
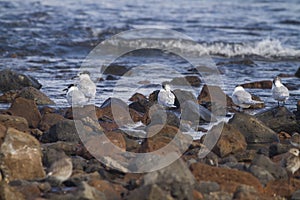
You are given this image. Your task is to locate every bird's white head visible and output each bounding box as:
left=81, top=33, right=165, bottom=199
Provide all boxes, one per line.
left=162, top=82, right=171, bottom=91
left=234, top=85, right=245, bottom=92
left=289, top=148, right=300, bottom=157
left=79, top=71, right=91, bottom=80
left=273, top=76, right=283, bottom=87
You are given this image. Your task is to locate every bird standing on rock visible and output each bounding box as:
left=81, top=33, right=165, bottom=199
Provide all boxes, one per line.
left=157, top=82, right=177, bottom=108
left=47, top=156, right=73, bottom=185
left=231, top=85, right=263, bottom=111
left=281, top=148, right=300, bottom=186
left=63, top=84, right=87, bottom=107
left=272, top=76, right=289, bottom=107
left=77, top=71, right=96, bottom=102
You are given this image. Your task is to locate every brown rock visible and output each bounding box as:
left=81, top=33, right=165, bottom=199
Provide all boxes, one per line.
left=0, top=90, right=18, bottom=103
left=210, top=123, right=247, bottom=158
left=295, top=67, right=300, bottom=78
left=88, top=179, right=120, bottom=200
left=129, top=93, right=147, bottom=102
left=0, top=128, right=45, bottom=181
left=197, top=84, right=232, bottom=108
left=8, top=97, right=41, bottom=128
left=170, top=76, right=202, bottom=87
left=264, top=179, right=300, bottom=198
left=127, top=184, right=174, bottom=200
left=64, top=105, right=100, bottom=121
left=105, top=131, right=126, bottom=151
left=241, top=80, right=272, bottom=89
left=15, top=87, right=54, bottom=105
left=9, top=180, right=42, bottom=200
left=0, top=183, right=25, bottom=200
left=38, top=113, right=65, bottom=131
left=233, top=185, right=260, bottom=200
left=0, top=114, right=29, bottom=132
left=190, top=163, right=263, bottom=194
left=0, top=124, right=6, bottom=146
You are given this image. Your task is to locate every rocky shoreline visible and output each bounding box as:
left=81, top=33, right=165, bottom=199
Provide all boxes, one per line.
left=0, top=69, right=300, bottom=200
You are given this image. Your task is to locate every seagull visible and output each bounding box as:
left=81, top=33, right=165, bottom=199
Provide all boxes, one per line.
left=157, top=82, right=177, bottom=108
left=63, top=84, right=87, bottom=107
left=231, top=85, right=263, bottom=111
left=77, top=71, right=96, bottom=102
left=272, top=76, right=289, bottom=107
left=47, top=157, right=73, bottom=185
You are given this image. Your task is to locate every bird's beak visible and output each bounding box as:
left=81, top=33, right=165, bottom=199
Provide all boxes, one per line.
left=62, top=88, right=68, bottom=92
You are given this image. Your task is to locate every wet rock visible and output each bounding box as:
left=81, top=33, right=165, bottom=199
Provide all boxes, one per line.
left=0, top=128, right=45, bottom=181
left=170, top=76, right=201, bottom=87
left=229, top=112, right=279, bottom=144
left=129, top=101, right=149, bottom=114
left=0, top=183, right=25, bottom=200
left=142, top=159, right=195, bottom=200
left=64, top=105, right=100, bottom=121
left=295, top=67, right=300, bottom=78
left=250, top=154, right=287, bottom=179
left=40, top=119, right=82, bottom=143
left=197, top=84, right=232, bottom=113
left=0, top=69, right=42, bottom=92
left=103, top=64, right=129, bottom=76
left=255, top=106, right=300, bottom=134
left=38, top=113, right=65, bottom=132
left=197, top=181, right=220, bottom=194
left=190, top=163, right=263, bottom=194
left=16, top=87, right=54, bottom=105
left=216, top=58, right=255, bottom=66
left=248, top=165, right=275, bottom=186
left=233, top=185, right=260, bottom=200
left=148, top=90, right=159, bottom=104
left=44, top=182, right=106, bottom=200
left=210, top=123, right=247, bottom=158
left=241, top=80, right=272, bottom=89
left=292, top=189, right=300, bottom=200
left=7, top=97, right=42, bottom=128
left=126, top=184, right=174, bottom=200
left=129, top=93, right=147, bottom=102
left=0, top=114, right=29, bottom=132
left=0, top=90, right=18, bottom=103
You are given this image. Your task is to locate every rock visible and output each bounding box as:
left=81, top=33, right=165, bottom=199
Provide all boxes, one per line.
left=126, top=184, right=174, bottom=200
left=229, top=112, right=279, bottom=144
left=216, top=58, right=255, bottom=66
left=8, top=180, right=43, bottom=200
left=148, top=90, right=159, bottom=104
left=235, top=149, right=257, bottom=162
left=142, top=159, right=195, bottom=200
left=38, top=113, right=65, bottom=132
left=0, top=183, right=25, bottom=200
left=0, top=69, right=42, bottom=92
left=7, top=97, right=42, bottom=128
left=40, top=119, right=82, bottom=143
left=265, top=179, right=300, bottom=198
left=295, top=67, right=300, bottom=78
left=197, top=85, right=232, bottom=114
left=15, top=87, right=54, bottom=105
left=233, top=185, right=260, bottom=200
left=64, top=105, right=100, bottom=121
left=210, top=123, right=247, bottom=158
left=88, top=179, right=121, bottom=200
left=255, top=106, right=300, bottom=133
left=292, top=190, right=300, bottom=200
left=129, top=93, right=147, bottom=102
left=203, top=191, right=233, bottom=200
left=103, top=64, right=129, bottom=76
left=105, top=131, right=127, bottom=151
left=269, top=143, right=290, bottom=158
left=0, top=90, right=18, bottom=103
left=0, top=124, right=6, bottom=146
left=190, top=163, right=263, bottom=194
left=173, top=89, right=197, bottom=104
left=170, top=76, right=201, bottom=87
left=248, top=165, right=275, bottom=186
left=147, top=108, right=180, bottom=127
left=0, top=114, right=29, bottom=132
left=241, top=80, right=272, bottom=89
left=250, top=154, right=287, bottom=179
left=0, top=128, right=45, bottom=181
left=196, top=181, right=220, bottom=194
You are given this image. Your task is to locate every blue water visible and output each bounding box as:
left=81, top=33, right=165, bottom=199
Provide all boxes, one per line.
left=0, top=0, right=299, bottom=109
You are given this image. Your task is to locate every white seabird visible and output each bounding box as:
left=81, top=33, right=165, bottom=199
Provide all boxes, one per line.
left=77, top=71, right=96, bottom=101
left=232, top=85, right=263, bottom=111
left=157, top=82, right=177, bottom=108
left=272, top=76, right=289, bottom=107
left=64, top=84, right=87, bottom=107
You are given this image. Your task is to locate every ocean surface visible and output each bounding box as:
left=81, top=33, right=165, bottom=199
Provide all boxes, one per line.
left=0, top=0, right=299, bottom=111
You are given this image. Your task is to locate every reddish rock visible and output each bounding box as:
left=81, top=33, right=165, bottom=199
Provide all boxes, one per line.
left=0, top=114, right=29, bottom=132
left=88, top=179, right=121, bottom=200
left=129, top=93, right=147, bottom=102
left=7, top=97, right=41, bottom=128
left=105, top=131, right=127, bottom=151
left=241, top=80, right=272, bottom=89
left=0, top=128, right=45, bottom=181
left=210, top=123, right=247, bottom=158
left=190, top=163, right=263, bottom=194
left=64, top=105, right=100, bottom=121
left=197, top=84, right=233, bottom=107
left=38, top=113, right=65, bottom=131
left=264, top=179, right=300, bottom=198
left=193, top=190, right=204, bottom=200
